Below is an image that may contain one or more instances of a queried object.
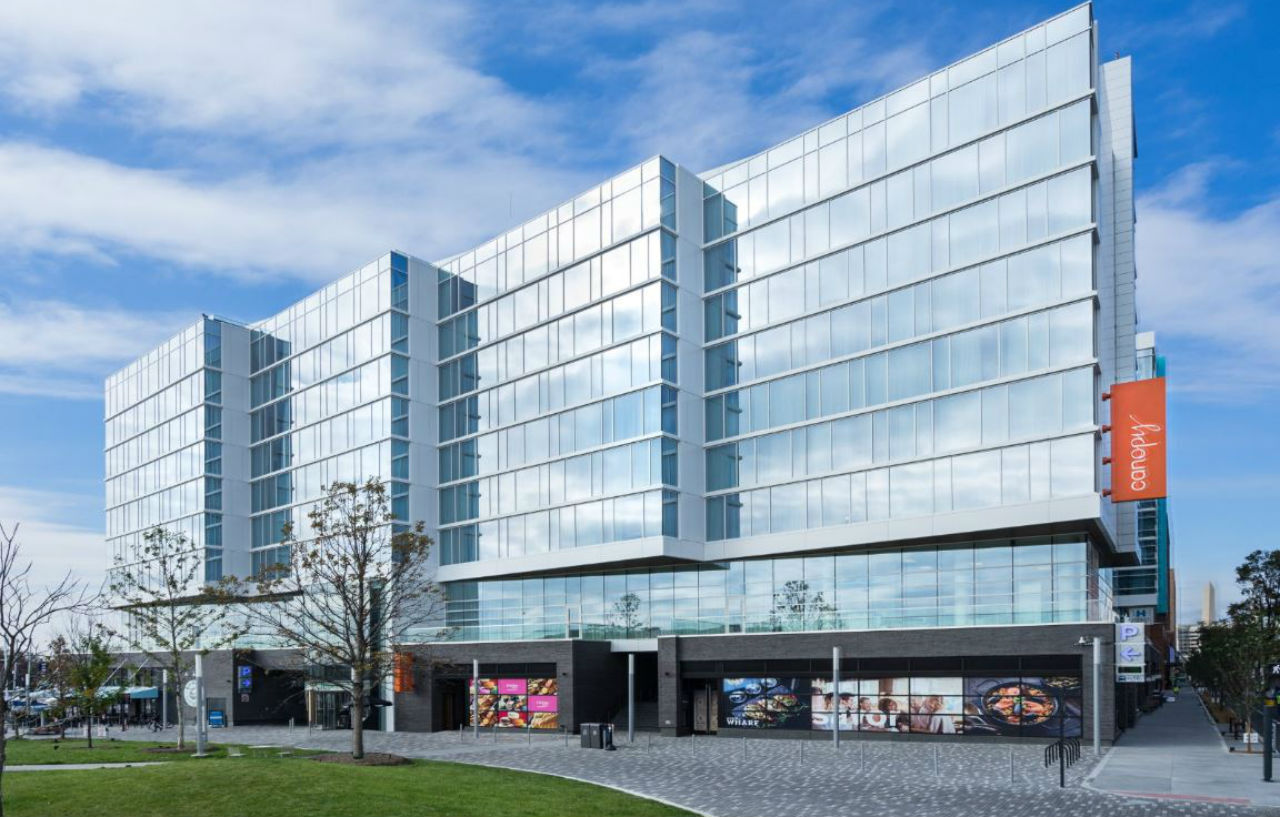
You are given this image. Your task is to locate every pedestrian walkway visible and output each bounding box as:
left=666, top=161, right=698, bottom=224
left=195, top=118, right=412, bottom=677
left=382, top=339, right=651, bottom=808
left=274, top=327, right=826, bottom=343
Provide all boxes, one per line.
left=6, top=762, right=168, bottom=771
left=1088, top=690, right=1280, bottom=807
left=112, top=725, right=1271, bottom=815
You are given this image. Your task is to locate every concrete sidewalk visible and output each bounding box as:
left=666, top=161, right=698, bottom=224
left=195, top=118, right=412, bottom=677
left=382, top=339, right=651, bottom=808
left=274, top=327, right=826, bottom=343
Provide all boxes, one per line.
left=6, top=762, right=168, bottom=771
left=1088, top=690, right=1280, bottom=807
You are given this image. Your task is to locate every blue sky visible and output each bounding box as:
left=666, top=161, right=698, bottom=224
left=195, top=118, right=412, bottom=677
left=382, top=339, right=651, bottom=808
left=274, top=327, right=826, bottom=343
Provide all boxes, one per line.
left=0, top=0, right=1274, bottom=619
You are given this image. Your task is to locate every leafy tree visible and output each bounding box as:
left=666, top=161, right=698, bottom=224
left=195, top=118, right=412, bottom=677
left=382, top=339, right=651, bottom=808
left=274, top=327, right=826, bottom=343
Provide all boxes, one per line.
left=224, top=480, right=442, bottom=760
left=1235, top=549, right=1280, bottom=634
left=45, top=625, right=126, bottom=748
left=1184, top=548, right=1280, bottom=752
left=109, top=527, right=242, bottom=750
left=1186, top=615, right=1272, bottom=750
left=0, top=522, right=90, bottom=817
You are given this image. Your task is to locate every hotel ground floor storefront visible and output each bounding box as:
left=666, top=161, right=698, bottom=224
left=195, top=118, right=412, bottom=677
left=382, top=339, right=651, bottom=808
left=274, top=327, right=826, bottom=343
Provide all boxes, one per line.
left=154, top=621, right=1122, bottom=744
left=392, top=622, right=1120, bottom=744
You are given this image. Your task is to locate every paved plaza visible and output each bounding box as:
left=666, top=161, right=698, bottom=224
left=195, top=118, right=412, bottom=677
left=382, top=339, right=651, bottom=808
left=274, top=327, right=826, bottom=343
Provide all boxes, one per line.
left=100, top=714, right=1280, bottom=817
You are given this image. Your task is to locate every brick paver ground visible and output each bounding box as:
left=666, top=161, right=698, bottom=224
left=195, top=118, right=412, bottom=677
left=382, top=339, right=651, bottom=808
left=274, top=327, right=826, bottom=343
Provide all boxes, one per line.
left=107, top=723, right=1280, bottom=816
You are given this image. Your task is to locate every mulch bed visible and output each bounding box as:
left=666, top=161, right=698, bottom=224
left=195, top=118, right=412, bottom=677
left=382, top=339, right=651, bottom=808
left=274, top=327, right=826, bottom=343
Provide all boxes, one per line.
left=310, top=752, right=413, bottom=766
left=142, top=746, right=198, bottom=754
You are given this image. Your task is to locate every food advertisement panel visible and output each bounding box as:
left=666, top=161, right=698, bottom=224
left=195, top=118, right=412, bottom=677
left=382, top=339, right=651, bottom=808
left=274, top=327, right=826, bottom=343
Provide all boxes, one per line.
left=721, top=678, right=809, bottom=729
left=963, top=676, right=1082, bottom=737
left=733, top=672, right=1081, bottom=737
left=469, top=677, right=560, bottom=729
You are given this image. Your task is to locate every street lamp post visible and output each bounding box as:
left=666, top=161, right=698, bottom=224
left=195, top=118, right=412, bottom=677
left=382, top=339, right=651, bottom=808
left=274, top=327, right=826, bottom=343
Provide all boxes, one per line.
left=1092, top=636, right=1101, bottom=756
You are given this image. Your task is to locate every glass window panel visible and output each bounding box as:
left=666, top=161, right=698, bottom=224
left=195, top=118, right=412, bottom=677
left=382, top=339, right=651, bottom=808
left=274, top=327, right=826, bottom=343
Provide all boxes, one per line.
left=890, top=461, right=932, bottom=517
left=1050, top=435, right=1093, bottom=496
left=948, top=73, right=997, bottom=145
left=770, top=376, right=805, bottom=427
left=1060, top=233, right=1093, bottom=296
left=949, top=200, right=998, bottom=268
left=1047, top=168, right=1092, bottom=235
left=1062, top=367, right=1093, bottom=429
left=934, top=391, right=980, bottom=453
left=951, top=450, right=1000, bottom=510
left=886, top=103, right=930, bottom=169
left=887, top=343, right=931, bottom=402
left=932, top=145, right=978, bottom=211
left=819, top=141, right=848, bottom=199
left=981, top=384, right=1008, bottom=444
left=1050, top=301, right=1093, bottom=365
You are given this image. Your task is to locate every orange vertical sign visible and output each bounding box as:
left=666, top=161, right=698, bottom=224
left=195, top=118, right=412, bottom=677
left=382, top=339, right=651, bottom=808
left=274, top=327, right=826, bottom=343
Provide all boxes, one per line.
left=393, top=652, right=414, bottom=693
left=1110, top=377, right=1167, bottom=501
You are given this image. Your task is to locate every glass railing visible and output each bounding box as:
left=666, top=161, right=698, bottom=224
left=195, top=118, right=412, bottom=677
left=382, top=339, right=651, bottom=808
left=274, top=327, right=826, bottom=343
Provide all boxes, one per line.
left=432, top=590, right=1114, bottom=643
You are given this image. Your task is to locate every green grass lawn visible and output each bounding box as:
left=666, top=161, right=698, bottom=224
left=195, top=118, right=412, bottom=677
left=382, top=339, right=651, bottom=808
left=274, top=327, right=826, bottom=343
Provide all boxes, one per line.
left=4, top=737, right=237, bottom=765
left=1, top=750, right=692, bottom=817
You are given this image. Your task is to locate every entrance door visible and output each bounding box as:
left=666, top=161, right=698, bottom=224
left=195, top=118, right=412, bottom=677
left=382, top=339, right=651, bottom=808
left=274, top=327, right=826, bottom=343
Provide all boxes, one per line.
left=690, top=682, right=719, bottom=734
left=438, top=679, right=467, bottom=731
left=314, top=692, right=341, bottom=729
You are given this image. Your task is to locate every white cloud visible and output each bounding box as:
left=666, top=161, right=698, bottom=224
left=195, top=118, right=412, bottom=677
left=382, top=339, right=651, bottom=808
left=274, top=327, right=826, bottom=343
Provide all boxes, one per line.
left=0, top=1, right=947, bottom=283
left=0, top=0, right=553, bottom=149
left=0, top=488, right=105, bottom=595
left=1135, top=164, right=1280, bottom=398
left=570, top=6, right=935, bottom=171
left=0, top=141, right=597, bottom=281
left=0, top=297, right=191, bottom=399
left=0, top=488, right=107, bottom=644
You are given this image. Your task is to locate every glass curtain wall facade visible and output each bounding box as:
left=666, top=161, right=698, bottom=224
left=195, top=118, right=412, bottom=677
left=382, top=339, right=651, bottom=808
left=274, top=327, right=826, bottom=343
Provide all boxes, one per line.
left=441, top=3, right=1124, bottom=640
left=107, top=4, right=1135, bottom=663
left=246, top=254, right=411, bottom=576
left=106, top=317, right=235, bottom=586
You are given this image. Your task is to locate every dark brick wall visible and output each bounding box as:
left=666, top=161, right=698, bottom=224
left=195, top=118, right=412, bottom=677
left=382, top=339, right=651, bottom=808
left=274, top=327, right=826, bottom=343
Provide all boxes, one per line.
left=657, top=637, right=682, bottom=735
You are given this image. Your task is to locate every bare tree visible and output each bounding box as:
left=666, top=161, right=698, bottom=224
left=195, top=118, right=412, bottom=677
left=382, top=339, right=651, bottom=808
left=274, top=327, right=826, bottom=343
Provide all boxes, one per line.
left=225, top=480, right=443, bottom=759
left=109, top=527, right=242, bottom=750
left=0, top=522, right=91, bottom=817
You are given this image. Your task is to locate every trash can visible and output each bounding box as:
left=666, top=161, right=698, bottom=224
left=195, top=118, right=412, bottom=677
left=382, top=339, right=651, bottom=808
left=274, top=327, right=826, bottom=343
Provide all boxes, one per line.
left=601, top=723, right=615, bottom=750
left=580, top=723, right=601, bottom=748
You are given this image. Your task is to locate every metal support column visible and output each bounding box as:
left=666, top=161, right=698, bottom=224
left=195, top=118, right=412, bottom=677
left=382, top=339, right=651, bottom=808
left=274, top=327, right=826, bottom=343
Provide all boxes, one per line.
left=627, top=653, right=635, bottom=743
left=472, top=659, right=480, bottom=739
left=832, top=645, right=841, bottom=747
left=194, top=653, right=208, bottom=757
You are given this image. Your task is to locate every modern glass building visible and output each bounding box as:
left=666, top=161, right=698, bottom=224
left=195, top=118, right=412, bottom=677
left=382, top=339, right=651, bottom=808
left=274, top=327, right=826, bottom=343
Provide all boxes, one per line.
left=107, top=3, right=1147, bottom=741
